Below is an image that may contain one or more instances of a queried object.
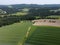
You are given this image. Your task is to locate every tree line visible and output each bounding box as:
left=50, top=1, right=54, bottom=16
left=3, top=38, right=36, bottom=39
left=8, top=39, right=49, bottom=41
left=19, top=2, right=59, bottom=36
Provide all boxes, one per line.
left=28, top=8, right=60, bottom=19
left=0, top=15, right=36, bottom=27
left=0, top=15, right=20, bottom=27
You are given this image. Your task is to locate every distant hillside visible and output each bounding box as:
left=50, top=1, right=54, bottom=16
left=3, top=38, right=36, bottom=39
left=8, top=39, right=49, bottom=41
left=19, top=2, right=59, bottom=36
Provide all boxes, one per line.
left=0, top=4, right=60, bottom=9
left=0, top=4, right=60, bottom=14
left=11, top=4, right=60, bottom=8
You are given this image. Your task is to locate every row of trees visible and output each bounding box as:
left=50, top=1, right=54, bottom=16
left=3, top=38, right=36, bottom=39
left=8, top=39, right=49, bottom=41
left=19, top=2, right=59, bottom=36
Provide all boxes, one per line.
left=0, top=15, right=36, bottom=27
left=0, top=15, right=20, bottom=27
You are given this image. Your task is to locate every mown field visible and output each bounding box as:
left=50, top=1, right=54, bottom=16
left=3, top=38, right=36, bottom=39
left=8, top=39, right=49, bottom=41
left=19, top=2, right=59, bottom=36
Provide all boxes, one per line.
left=0, top=21, right=32, bottom=45
left=0, top=20, right=60, bottom=45
left=25, top=26, right=60, bottom=45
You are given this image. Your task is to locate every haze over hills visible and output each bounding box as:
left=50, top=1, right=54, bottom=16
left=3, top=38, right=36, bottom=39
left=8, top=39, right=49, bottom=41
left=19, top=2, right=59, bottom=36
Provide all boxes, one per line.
left=0, top=4, right=60, bottom=8
left=0, top=4, right=60, bottom=14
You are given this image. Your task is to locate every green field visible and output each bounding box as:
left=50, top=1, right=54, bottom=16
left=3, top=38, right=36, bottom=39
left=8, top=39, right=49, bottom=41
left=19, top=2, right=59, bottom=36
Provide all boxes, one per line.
left=47, top=15, right=60, bottom=19
left=25, top=26, right=60, bottom=45
left=11, top=8, right=29, bottom=16
left=0, top=21, right=32, bottom=45
left=11, top=12, right=28, bottom=16
left=0, top=21, right=60, bottom=45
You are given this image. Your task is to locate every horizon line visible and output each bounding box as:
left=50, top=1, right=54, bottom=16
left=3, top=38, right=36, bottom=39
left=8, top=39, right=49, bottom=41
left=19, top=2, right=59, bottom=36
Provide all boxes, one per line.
left=0, top=3, right=60, bottom=5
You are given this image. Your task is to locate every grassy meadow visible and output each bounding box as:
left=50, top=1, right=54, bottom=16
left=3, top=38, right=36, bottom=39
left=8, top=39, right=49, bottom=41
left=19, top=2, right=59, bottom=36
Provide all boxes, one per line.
left=0, top=21, right=60, bottom=45
left=0, top=21, right=32, bottom=45
left=25, top=26, right=60, bottom=45
left=11, top=8, right=29, bottom=16
left=11, top=12, right=28, bottom=16
left=47, top=15, right=60, bottom=19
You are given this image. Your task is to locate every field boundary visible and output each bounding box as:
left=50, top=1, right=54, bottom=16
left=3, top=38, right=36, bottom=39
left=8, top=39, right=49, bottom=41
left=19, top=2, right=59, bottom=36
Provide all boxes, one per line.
left=26, top=26, right=31, bottom=38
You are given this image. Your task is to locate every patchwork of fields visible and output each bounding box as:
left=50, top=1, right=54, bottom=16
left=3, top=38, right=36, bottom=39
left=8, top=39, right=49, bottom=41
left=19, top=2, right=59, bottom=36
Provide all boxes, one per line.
left=25, top=26, right=60, bottom=45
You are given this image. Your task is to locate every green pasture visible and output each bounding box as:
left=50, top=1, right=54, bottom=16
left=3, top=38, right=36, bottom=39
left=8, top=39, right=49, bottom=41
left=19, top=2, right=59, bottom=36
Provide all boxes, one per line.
left=0, top=21, right=32, bottom=45
left=0, top=21, right=60, bottom=45
left=25, top=26, right=60, bottom=45
left=11, top=12, right=28, bottom=16
left=47, top=15, right=60, bottom=19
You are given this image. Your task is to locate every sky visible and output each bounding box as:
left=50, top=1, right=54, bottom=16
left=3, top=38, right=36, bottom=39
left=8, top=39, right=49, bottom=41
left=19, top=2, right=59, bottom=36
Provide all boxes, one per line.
left=0, top=0, right=60, bottom=5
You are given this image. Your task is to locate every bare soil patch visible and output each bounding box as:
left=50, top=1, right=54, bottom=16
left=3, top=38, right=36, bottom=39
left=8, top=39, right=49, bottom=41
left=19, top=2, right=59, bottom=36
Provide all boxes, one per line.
left=32, top=19, right=60, bottom=27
